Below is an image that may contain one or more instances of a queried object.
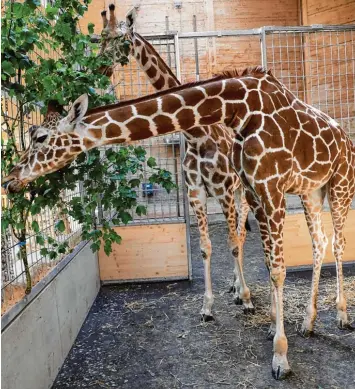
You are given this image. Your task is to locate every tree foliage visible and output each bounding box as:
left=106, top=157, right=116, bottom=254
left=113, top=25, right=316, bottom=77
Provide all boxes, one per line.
left=1, top=0, right=176, bottom=294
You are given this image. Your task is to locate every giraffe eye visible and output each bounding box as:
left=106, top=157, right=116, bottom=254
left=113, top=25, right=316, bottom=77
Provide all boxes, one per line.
left=36, top=135, right=48, bottom=143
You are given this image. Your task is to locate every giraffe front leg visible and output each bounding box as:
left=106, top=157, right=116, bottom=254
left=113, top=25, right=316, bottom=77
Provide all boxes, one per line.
left=267, top=210, right=291, bottom=380
left=260, top=191, right=291, bottom=379
left=300, top=190, right=327, bottom=337
left=189, top=187, right=214, bottom=322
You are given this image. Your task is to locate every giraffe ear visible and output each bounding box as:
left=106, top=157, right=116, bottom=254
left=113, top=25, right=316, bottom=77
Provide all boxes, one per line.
left=67, top=94, right=89, bottom=124
left=125, top=8, right=137, bottom=31
left=58, top=94, right=88, bottom=133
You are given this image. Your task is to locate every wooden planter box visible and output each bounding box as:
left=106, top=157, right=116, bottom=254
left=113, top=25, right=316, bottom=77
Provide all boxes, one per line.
left=284, top=209, right=355, bottom=268
left=98, top=223, right=189, bottom=283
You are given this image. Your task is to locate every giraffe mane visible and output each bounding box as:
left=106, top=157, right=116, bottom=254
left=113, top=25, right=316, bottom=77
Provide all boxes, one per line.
left=218, top=66, right=271, bottom=79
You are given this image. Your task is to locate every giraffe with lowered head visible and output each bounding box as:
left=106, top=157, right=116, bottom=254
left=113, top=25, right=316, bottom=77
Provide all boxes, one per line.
left=3, top=68, right=355, bottom=380
left=99, top=4, right=254, bottom=320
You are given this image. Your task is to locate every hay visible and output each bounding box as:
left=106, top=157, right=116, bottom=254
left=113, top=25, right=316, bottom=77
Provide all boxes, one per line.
left=238, top=276, right=355, bottom=328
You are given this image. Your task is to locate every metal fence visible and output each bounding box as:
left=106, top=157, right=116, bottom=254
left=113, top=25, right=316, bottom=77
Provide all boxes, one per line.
left=1, top=93, right=84, bottom=313
left=2, top=24, right=355, bottom=312
left=175, top=25, right=355, bottom=214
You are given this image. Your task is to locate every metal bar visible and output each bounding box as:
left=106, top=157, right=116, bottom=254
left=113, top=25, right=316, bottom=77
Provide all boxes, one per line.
left=260, top=27, right=267, bottom=68
left=174, top=33, right=181, bottom=82
left=263, top=25, right=355, bottom=33
left=193, top=15, right=200, bottom=81
left=178, top=29, right=262, bottom=38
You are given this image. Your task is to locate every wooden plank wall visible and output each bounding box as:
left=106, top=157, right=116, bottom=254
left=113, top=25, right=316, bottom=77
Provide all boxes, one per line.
left=301, top=0, right=355, bottom=25
left=284, top=210, right=355, bottom=267
left=98, top=223, right=189, bottom=282
left=79, top=0, right=300, bottom=99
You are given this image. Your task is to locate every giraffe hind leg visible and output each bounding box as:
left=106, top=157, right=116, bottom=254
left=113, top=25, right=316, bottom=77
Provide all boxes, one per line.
left=217, top=184, right=254, bottom=314
left=328, top=177, right=354, bottom=330
left=188, top=185, right=214, bottom=322
left=299, top=189, right=327, bottom=337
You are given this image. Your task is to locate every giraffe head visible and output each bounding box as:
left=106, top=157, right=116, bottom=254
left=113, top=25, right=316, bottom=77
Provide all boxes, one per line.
left=98, top=4, right=133, bottom=74
left=2, top=95, right=90, bottom=193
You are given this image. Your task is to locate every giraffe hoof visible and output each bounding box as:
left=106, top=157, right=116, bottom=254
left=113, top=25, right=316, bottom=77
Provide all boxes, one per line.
left=243, top=306, right=255, bottom=315
left=267, top=328, right=276, bottom=340
left=201, top=314, right=215, bottom=322
left=299, top=328, right=314, bottom=338
left=234, top=296, right=243, bottom=305
left=272, top=366, right=292, bottom=380
left=337, top=320, right=354, bottom=331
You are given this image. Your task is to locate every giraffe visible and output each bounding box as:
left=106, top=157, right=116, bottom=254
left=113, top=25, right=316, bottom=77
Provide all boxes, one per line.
left=98, top=4, right=254, bottom=320
left=3, top=68, right=355, bottom=380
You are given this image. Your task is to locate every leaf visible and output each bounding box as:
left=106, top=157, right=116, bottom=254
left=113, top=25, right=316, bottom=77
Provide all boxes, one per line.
left=129, top=178, right=141, bottom=188
left=36, top=235, right=45, bottom=245
left=55, top=220, right=65, bottom=233
left=90, top=242, right=100, bottom=252
left=31, top=220, right=40, bottom=233
left=1, top=219, right=9, bottom=232
left=2, top=61, right=16, bottom=77
left=49, top=251, right=57, bottom=260
left=120, top=211, right=132, bottom=225
left=147, top=157, right=157, bottom=168
left=136, top=205, right=147, bottom=216
left=40, top=248, right=49, bottom=256
left=87, top=22, right=95, bottom=34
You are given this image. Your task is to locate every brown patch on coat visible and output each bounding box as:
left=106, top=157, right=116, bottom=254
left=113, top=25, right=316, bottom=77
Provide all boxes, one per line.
left=105, top=123, right=121, bottom=138
left=127, top=118, right=153, bottom=141
left=162, top=95, right=182, bottom=114
left=153, top=75, right=165, bottom=90
left=154, top=115, right=175, bottom=134
left=146, top=66, right=157, bottom=79
left=176, top=109, right=195, bottom=130
left=136, top=100, right=158, bottom=117
left=88, top=129, right=103, bottom=139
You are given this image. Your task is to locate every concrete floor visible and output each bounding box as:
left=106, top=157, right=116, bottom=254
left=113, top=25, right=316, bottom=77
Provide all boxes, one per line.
left=52, top=222, right=355, bottom=389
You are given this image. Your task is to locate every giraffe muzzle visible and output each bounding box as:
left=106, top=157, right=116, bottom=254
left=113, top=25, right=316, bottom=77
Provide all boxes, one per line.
left=2, top=176, right=25, bottom=194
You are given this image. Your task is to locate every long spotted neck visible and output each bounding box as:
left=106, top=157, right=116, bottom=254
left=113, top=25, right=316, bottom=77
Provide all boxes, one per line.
left=131, top=33, right=180, bottom=91
left=79, top=76, right=256, bottom=148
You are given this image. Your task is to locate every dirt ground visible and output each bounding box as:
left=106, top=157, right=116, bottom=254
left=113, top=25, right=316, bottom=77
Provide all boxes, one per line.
left=52, top=222, right=355, bottom=389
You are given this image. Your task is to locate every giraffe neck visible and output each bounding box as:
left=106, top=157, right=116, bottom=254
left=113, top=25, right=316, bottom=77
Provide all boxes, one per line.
left=131, top=33, right=180, bottom=91
left=80, top=76, right=258, bottom=148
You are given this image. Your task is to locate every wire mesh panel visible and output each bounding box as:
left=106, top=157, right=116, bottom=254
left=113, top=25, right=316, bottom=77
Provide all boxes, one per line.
left=99, top=34, right=186, bottom=225
left=1, top=93, right=83, bottom=313
left=178, top=33, right=262, bottom=215
left=264, top=26, right=355, bottom=141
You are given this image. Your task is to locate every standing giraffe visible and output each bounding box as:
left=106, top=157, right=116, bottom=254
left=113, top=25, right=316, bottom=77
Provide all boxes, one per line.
left=99, top=4, right=254, bottom=320
left=3, top=68, right=354, bottom=379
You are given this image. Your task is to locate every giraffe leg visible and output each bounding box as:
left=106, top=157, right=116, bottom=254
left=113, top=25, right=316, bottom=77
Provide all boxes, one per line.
left=328, top=181, right=354, bottom=330
left=300, top=189, right=327, bottom=337
left=216, top=185, right=254, bottom=313
left=263, top=197, right=290, bottom=380
left=232, top=186, right=254, bottom=313
left=245, top=188, right=275, bottom=338
left=188, top=186, right=214, bottom=321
